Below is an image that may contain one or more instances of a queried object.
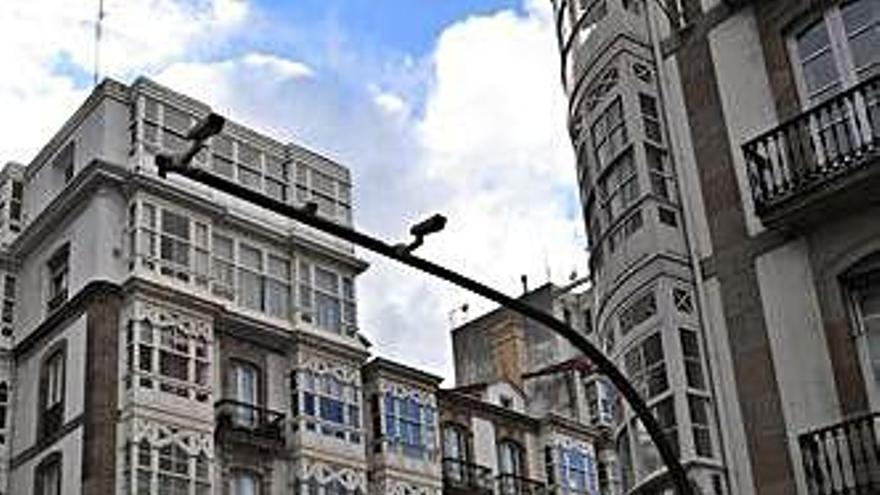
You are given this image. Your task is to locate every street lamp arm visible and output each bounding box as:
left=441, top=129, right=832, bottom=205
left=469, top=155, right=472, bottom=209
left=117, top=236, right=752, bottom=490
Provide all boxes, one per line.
left=157, top=159, right=693, bottom=495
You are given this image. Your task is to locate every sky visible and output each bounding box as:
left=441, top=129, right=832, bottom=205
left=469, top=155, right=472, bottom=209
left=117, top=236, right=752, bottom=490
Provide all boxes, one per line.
left=1, top=0, right=587, bottom=382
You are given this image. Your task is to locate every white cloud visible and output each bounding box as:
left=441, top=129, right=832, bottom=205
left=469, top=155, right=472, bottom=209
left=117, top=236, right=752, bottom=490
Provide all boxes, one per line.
left=242, top=53, right=314, bottom=80
left=0, top=0, right=249, bottom=164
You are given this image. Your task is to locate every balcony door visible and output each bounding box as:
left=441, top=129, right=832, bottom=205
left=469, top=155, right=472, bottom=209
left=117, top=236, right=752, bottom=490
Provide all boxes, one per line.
left=230, top=361, right=259, bottom=428
left=790, top=0, right=880, bottom=167
left=443, top=425, right=470, bottom=482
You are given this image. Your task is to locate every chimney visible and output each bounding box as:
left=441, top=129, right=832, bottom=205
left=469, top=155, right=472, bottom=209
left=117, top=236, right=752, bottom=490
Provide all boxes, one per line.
left=488, top=316, right=526, bottom=388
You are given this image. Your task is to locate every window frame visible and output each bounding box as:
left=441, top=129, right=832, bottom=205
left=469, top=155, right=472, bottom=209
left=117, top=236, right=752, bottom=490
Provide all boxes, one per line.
left=46, top=243, right=69, bottom=312
left=34, top=452, right=62, bottom=495
left=788, top=0, right=880, bottom=106
left=38, top=342, right=66, bottom=441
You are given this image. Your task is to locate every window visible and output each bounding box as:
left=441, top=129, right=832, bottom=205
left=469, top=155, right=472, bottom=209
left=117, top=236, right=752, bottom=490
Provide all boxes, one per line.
left=443, top=424, right=469, bottom=461
left=126, top=319, right=211, bottom=403
left=689, top=395, right=714, bottom=457
left=230, top=471, right=261, bottom=495
left=295, top=163, right=352, bottom=225
left=293, top=368, right=361, bottom=444
left=3, top=274, right=15, bottom=336
left=211, top=234, right=235, bottom=300
left=0, top=381, right=8, bottom=442
left=560, top=447, right=595, bottom=494
left=633, top=62, right=653, bottom=84
left=673, top=288, right=693, bottom=314
left=792, top=0, right=880, bottom=105
left=213, top=237, right=292, bottom=319
left=680, top=328, right=706, bottom=390
left=10, top=179, right=23, bottom=231
left=585, top=66, right=619, bottom=112
left=133, top=439, right=211, bottom=495
left=498, top=440, right=526, bottom=493
left=624, top=333, right=668, bottom=399
left=633, top=398, right=678, bottom=477
left=39, top=347, right=65, bottom=440
left=597, top=151, right=639, bottom=226
left=639, top=93, right=663, bottom=144
left=575, top=0, right=608, bottom=45
left=136, top=203, right=209, bottom=287
left=229, top=361, right=260, bottom=428
left=658, top=207, right=678, bottom=227
left=586, top=378, right=615, bottom=425
left=646, top=145, right=673, bottom=201
left=592, top=97, right=628, bottom=171
left=618, top=290, right=656, bottom=336
left=47, top=244, right=69, bottom=312
left=384, top=392, right=437, bottom=459
left=35, top=453, right=62, bottom=495
left=52, top=142, right=75, bottom=183
left=298, top=262, right=356, bottom=334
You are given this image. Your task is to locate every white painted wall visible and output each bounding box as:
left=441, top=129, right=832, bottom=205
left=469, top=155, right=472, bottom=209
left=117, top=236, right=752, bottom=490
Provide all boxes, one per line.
left=701, top=278, right=754, bottom=495
left=11, top=313, right=87, bottom=459
left=708, top=8, right=778, bottom=238
left=756, top=239, right=842, bottom=495
left=8, top=427, right=83, bottom=495
left=471, top=417, right=497, bottom=474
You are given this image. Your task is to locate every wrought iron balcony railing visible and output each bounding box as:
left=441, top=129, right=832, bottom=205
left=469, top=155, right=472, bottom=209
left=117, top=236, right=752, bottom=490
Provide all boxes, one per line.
left=742, top=74, right=880, bottom=219
left=799, top=412, right=880, bottom=494
left=442, top=458, right=494, bottom=493
left=496, top=473, right=549, bottom=495
left=215, top=399, right=285, bottom=446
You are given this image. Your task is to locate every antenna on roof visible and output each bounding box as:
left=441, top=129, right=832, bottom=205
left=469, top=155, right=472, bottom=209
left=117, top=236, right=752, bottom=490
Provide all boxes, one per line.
left=93, top=0, right=105, bottom=86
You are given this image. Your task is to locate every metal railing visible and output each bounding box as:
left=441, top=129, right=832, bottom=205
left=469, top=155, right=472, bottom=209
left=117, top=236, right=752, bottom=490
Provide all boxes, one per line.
left=442, top=458, right=494, bottom=493
left=215, top=399, right=285, bottom=443
left=799, top=412, right=880, bottom=494
left=742, top=74, right=880, bottom=215
left=496, top=473, right=548, bottom=495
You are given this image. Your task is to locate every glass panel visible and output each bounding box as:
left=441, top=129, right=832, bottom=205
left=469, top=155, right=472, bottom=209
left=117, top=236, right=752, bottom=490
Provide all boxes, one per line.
left=161, top=211, right=190, bottom=240
left=239, top=244, right=262, bottom=270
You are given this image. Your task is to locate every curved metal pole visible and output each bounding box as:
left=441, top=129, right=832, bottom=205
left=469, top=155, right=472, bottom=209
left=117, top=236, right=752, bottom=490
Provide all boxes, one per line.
left=158, top=159, right=694, bottom=495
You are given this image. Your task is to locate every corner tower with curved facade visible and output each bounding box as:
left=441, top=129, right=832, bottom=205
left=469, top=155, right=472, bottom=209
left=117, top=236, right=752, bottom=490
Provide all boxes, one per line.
left=549, top=1, right=728, bottom=493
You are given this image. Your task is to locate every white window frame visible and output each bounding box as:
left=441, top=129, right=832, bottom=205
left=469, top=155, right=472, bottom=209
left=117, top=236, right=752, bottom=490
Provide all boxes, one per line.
left=788, top=0, right=880, bottom=107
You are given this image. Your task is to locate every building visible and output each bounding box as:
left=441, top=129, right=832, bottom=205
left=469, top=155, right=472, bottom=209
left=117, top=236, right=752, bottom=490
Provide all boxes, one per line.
left=448, top=280, right=608, bottom=495
left=549, top=0, right=880, bottom=494
left=0, top=77, right=604, bottom=495
left=548, top=0, right=729, bottom=493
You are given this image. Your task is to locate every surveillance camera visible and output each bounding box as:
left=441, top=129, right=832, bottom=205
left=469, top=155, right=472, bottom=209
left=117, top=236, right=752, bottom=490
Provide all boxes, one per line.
left=410, top=214, right=447, bottom=238
left=186, top=113, right=226, bottom=142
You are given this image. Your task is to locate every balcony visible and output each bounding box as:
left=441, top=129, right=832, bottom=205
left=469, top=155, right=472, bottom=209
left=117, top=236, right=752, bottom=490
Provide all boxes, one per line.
left=799, top=412, right=880, bottom=494
left=215, top=399, right=285, bottom=450
left=742, top=75, right=880, bottom=228
left=442, top=458, right=494, bottom=494
left=496, top=474, right=549, bottom=495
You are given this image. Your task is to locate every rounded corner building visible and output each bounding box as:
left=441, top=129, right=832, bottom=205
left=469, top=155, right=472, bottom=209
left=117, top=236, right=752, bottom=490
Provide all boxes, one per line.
left=548, top=1, right=729, bottom=494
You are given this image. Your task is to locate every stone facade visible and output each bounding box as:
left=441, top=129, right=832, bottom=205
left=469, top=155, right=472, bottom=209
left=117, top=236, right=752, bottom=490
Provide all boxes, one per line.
left=551, top=0, right=880, bottom=494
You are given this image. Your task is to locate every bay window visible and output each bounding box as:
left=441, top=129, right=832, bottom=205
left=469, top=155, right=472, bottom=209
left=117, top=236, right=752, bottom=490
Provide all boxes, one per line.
left=126, top=319, right=211, bottom=403
left=384, top=392, right=437, bottom=459
left=298, top=262, right=356, bottom=334
left=131, top=438, right=211, bottom=495
left=292, top=368, right=362, bottom=444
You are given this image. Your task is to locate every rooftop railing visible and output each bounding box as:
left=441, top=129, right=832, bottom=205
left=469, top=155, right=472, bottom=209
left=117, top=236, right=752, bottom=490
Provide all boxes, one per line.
left=799, top=411, right=880, bottom=494
left=742, top=74, right=880, bottom=218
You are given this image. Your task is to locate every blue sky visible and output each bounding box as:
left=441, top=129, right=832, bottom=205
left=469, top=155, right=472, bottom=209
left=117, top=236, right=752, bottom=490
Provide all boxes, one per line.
left=2, top=0, right=586, bottom=382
